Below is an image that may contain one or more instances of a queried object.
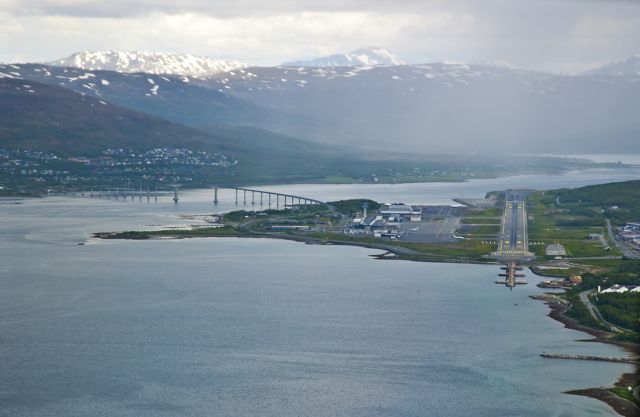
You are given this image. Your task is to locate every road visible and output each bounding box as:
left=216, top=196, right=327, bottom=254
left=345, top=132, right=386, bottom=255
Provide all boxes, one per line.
left=579, top=290, right=629, bottom=333
left=497, top=195, right=529, bottom=259
left=606, top=219, right=640, bottom=259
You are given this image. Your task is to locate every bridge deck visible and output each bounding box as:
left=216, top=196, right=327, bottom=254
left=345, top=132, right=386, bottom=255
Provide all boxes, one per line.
left=225, top=186, right=326, bottom=205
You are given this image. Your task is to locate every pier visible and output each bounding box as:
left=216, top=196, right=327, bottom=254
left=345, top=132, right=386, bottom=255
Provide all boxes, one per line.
left=541, top=353, right=639, bottom=365
left=496, top=261, right=527, bottom=288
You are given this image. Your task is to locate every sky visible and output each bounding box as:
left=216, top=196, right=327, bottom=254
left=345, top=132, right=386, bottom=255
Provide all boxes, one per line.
left=0, top=0, right=639, bottom=72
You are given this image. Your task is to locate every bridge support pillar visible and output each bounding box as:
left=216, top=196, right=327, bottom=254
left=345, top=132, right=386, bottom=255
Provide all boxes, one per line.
left=213, top=188, right=219, bottom=205
left=252, top=191, right=255, bottom=205
left=243, top=190, right=246, bottom=205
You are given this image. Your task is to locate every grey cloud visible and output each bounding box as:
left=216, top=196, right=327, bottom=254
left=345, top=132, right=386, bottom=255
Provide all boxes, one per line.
left=0, top=0, right=639, bottom=72
left=10, top=0, right=636, bottom=18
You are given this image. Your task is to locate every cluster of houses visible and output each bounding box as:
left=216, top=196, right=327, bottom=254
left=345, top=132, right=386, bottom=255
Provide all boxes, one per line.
left=598, top=284, right=640, bottom=294
left=537, top=275, right=583, bottom=288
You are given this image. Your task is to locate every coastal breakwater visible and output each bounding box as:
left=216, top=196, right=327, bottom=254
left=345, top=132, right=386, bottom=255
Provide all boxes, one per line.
left=541, top=353, right=638, bottom=364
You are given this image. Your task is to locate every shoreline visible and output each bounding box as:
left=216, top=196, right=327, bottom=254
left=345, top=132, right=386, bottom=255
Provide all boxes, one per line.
left=4, top=162, right=639, bottom=199
left=93, top=230, right=498, bottom=265
left=532, top=293, right=639, bottom=417
left=95, top=230, right=638, bottom=416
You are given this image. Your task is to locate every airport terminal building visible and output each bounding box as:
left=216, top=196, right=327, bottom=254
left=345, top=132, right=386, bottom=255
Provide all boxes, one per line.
left=379, top=203, right=422, bottom=222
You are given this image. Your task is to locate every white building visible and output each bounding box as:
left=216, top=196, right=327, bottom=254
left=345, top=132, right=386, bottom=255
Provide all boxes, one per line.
left=379, top=203, right=422, bottom=222
left=601, top=284, right=630, bottom=294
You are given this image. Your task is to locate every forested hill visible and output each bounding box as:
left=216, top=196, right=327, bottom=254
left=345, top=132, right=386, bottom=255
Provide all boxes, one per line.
left=557, top=180, right=640, bottom=207
left=552, top=180, right=640, bottom=224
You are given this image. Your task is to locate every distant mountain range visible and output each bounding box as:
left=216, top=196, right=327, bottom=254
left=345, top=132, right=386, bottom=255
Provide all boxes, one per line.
left=283, top=47, right=404, bottom=67
left=2, top=49, right=639, bottom=160
left=0, top=63, right=273, bottom=127
left=0, top=76, right=378, bottom=183
left=195, top=62, right=640, bottom=153
left=48, top=51, right=248, bottom=78
left=0, top=77, right=212, bottom=154
left=586, top=54, right=640, bottom=76
left=40, top=48, right=640, bottom=76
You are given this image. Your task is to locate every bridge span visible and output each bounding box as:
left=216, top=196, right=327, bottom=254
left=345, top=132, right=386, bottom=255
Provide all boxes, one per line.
left=218, top=186, right=325, bottom=208
left=71, top=185, right=326, bottom=209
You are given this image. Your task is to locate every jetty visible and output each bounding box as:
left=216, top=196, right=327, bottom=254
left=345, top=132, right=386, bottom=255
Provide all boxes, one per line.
left=540, top=353, right=638, bottom=364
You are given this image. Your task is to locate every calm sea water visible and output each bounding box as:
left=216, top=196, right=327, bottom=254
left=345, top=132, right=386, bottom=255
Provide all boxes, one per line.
left=1, top=168, right=639, bottom=417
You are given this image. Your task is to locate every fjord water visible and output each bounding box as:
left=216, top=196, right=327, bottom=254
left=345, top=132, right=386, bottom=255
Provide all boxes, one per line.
left=1, top=169, right=639, bottom=417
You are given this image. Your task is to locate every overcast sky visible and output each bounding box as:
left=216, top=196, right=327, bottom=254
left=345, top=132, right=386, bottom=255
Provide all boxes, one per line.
left=0, top=0, right=638, bottom=72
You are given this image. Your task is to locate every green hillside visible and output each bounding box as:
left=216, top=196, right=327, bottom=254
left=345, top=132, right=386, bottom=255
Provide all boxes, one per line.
left=0, top=78, right=213, bottom=155
left=549, top=180, right=640, bottom=225
left=0, top=78, right=366, bottom=186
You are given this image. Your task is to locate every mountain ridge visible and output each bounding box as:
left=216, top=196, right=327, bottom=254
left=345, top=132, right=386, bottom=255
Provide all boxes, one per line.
left=48, top=50, right=248, bottom=78
left=0, top=63, right=273, bottom=127
left=283, top=47, right=404, bottom=67
left=586, top=54, right=640, bottom=76
left=5, top=56, right=640, bottom=155
left=0, top=77, right=386, bottom=184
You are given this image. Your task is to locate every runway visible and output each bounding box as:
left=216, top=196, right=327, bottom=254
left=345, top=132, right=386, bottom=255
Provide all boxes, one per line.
left=497, top=194, right=529, bottom=258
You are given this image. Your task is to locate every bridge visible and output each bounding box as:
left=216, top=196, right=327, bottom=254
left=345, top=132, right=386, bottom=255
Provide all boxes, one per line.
left=69, top=185, right=326, bottom=209
left=218, top=186, right=325, bottom=208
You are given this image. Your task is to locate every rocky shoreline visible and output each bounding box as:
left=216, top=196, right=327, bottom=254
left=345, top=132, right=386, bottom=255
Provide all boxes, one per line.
left=531, top=293, right=639, bottom=417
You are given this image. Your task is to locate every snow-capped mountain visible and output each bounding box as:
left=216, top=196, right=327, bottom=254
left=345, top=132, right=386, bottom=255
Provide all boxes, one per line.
left=283, top=47, right=404, bottom=67
left=0, top=63, right=271, bottom=127
left=586, top=54, right=640, bottom=76
left=48, top=51, right=248, bottom=78
left=5, top=58, right=640, bottom=154
left=191, top=62, right=640, bottom=153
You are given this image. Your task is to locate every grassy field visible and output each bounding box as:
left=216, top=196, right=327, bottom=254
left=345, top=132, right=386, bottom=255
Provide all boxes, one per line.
left=460, top=217, right=501, bottom=225
left=101, top=226, right=243, bottom=239
left=459, top=224, right=500, bottom=237
left=527, top=192, right=616, bottom=258
left=609, top=387, right=640, bottom=408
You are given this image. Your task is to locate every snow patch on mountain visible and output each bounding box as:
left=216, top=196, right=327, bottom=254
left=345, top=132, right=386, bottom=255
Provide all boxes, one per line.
left=283, top=47, right=405, bottom=67
left=586, top=54, right=640, bottom=76
left=48, top=51, right=248, bottom=78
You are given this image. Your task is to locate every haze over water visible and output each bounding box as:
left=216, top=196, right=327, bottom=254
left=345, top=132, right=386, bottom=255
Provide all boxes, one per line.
left=1, top=167, right=638, bottom=417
